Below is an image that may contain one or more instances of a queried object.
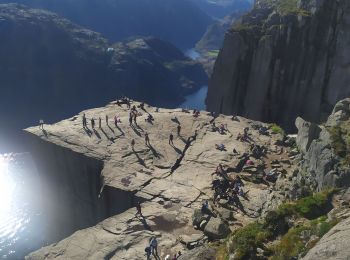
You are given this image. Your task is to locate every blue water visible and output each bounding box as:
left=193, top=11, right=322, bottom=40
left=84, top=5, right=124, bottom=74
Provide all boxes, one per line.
left=0, top=154, right=46, bottom=259
left=180, top=86, right=208, bottom=111
left=184, top=48, right=201, bottom=60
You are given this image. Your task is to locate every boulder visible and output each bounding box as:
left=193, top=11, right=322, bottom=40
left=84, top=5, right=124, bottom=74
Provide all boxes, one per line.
left=295, top=117, right=321, bottom=154
left=303, top=216, right=350, bottom=260
left=203, top=217, right=230, bottom=240
left=178, top=245, right=216, bottom=260
left=192, top=209, right=211, bottom=229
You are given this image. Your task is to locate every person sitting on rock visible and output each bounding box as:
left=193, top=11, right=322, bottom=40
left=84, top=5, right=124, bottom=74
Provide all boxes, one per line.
left=215, top=143, right=226, bottom=151
left=114, top=115, right=121, bottom=127
left=145, top=114, right=154, bottom=123
left=144, top=246, right=152, bottom=260
left=138, top=102, right=145, bottom=111
left=231, top=115, right=239, bottom=122
left=201, top=200, right=210, bottom=214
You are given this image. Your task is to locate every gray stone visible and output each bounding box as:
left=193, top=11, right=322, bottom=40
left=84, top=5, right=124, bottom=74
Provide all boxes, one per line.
left=303, top=216, right=350, bottom=260
left=203, top=218, right=230, bottom=240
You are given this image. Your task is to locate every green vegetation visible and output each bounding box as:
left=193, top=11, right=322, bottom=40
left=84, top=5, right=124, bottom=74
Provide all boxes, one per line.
left=327, top=123, right=350, bottom=165
left=227, top=222, right=271, bottom=259
left=216, top=190, right=335, bottom=259
left=265, top=0, right=310, bottom=16
left=207, top=50, right=219, bottom=57
left=270, top=123, right=285, bottom=135
left=270, top=216, right=338, bottom=259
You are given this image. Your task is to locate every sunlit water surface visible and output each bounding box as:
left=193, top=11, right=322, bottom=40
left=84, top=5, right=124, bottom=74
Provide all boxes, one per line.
left=0, top=154, right=46, bottom=259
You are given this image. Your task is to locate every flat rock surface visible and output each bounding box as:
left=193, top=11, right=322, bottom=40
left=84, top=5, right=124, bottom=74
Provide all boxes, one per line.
left=25, top=101, right=291, bottom=259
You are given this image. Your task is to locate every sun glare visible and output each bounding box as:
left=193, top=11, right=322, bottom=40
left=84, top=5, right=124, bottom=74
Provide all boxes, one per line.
left=0, top=159, right=15, bottom=216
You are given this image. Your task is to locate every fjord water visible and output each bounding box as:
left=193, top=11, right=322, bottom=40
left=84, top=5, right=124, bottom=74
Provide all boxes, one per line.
left=182, top=48, right=208, bottom=110
left=0, top=154, right=46, bottom=259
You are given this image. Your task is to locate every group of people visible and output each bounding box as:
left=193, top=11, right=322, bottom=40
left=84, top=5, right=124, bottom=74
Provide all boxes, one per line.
left=210, top=122, right=228, bottom=135
left=211, top=164, right=245, bottom=208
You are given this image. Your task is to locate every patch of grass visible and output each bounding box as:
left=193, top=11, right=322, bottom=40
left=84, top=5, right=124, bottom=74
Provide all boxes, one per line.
left=270, top=225, right=310, bottom=259
left=270, top=123, right=285, bottom=135
left=228, top=222, right=271, bottom=259
left=265, top=0, right=310, bottom=16
left=207, top=50, right=219, bottom=57
left=270, top=215, right=338, bottom=259
left=215, top=243, right=229, bottom=260
left=294, top=190, right=332, bottom=219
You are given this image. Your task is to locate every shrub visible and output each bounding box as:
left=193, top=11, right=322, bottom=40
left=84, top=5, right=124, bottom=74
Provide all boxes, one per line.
left=270, top=124, right=285, bottom=135
left=228, top=222, right=270, bottom=259
left=294, top=190, right=332, bottom=219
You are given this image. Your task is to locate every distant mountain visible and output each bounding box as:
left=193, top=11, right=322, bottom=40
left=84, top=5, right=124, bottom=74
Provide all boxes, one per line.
left=194, top=11, right=244, bottom=75
left=0, top=4, right=207, bottom=150
left=196, top=11, right=242, bottom=52
left=190, top=0, right=252, bottom=18
left=0, top=0, right=212, bottom=50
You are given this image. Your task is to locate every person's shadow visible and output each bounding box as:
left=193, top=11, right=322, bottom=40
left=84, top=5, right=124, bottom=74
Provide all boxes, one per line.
left=83, top=126, right=92, bottom=137
left=148, top=144, right=162, bottom=158
left=93, top=129, right=101, bottom=139
left=137, top=215, right=153, bottom=232
left=41, top=129, right=48, bottom=138
left=132, top=147, right=146, bottom=167
left=172, top=145, right=183, bottom=155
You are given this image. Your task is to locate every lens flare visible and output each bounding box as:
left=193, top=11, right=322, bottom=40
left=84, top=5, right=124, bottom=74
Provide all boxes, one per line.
left=0, top=157, right=15, bottom=218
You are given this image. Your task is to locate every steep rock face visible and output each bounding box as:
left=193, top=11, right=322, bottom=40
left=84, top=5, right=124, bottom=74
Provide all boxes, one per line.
left=0, top=4, right=207, bottom=150
left=207, top=0, right=350, bottom=131
left=0, top=0, right=212, bottom=49
left=296, top=98, right=350, bottom=191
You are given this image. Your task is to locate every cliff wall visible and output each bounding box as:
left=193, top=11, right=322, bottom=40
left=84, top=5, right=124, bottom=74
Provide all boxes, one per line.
left=25, top=132, right=135, bottom=244
left=207, top=0, right=350, bottom=131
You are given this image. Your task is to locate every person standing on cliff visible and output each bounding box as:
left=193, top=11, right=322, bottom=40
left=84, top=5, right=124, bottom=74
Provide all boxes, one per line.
left=105, top=115, right=109, bottom=126
left=135, top=201, right=143, bottom=218
left=39, top=119, right=44, bottom=130
left=91, top=118, right=95, bottom=129
left=131, top=139, right=135, bottom=150
left=145, top=132, right=150, bottom=147
left=82, top=113, right=87, bottom=128
left=169, top=133, right=174, bottom=146
left=177, top=125, right=181, bottom=136
left=129, top=110, right=133, bottom=126
left=98, top=117, right=102, bottom=129
left=150, top=237, right=159, bottom=259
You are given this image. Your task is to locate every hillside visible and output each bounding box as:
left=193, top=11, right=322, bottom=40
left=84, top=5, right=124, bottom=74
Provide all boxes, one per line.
left=0, top=4, right=207, bottom=150
left=0, top=0, right=212, bottom=49
left=190, top=0, right=252, bottom=18
left=207, top=0, right=350, bottom=131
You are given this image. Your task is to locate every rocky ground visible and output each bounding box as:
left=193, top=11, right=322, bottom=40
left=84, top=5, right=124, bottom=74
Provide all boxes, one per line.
left=25, top=100, right=297, bottom=259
